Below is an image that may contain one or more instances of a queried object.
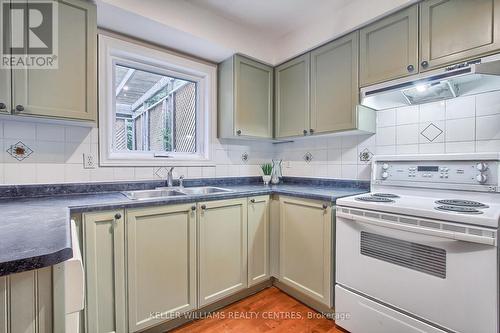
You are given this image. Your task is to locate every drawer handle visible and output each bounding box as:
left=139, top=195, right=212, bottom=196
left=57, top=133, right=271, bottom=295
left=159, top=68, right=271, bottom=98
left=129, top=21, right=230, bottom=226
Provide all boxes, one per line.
left=407, top=64, right=415, bottom=72
left=114, top=213, right=122, bottom=220
left=250, top=199, right=255, bottom=203
left=421, top=60, right=429, bottom=68
left=322, top=204, right=328, bottom=210
left=201, top=204, right=207, bottom=210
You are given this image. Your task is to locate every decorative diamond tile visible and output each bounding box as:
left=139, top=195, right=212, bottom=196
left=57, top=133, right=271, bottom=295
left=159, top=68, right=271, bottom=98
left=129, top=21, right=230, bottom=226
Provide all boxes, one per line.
left=7, top=141, right=33, bottom=161
left=420, top=123, right=443, bottom=142
left=304, top=152, right=313, bottom=163
left=154, top=167, right=170, bottom=179
left=359, top=148, right=373, bottom=163
left=241, top=152, right=248, bottom=163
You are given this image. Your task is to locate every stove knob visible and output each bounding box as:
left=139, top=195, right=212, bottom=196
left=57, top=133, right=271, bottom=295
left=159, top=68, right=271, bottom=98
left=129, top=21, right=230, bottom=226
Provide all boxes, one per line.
left=382, top=163, right=389, bottom=170
left=381, top=172, right=389, bottom=179
left=476, top=174, right=488, bottom=184
left=476, top=162, right=489, bottom=172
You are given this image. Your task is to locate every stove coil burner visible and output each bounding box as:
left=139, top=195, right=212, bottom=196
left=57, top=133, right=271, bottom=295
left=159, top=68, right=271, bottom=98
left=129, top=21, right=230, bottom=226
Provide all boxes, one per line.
left=355, top=196, right=395, bottom=203
left=372, top=193, right=400, bottom=198
left=435, top=205, right=483, bottom=214
left=435, top=199, right=488, bottom=209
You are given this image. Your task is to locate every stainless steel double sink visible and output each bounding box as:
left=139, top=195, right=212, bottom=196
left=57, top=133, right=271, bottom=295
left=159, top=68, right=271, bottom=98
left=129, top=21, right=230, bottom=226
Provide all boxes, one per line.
left=122, top=186, right=232, bottom=200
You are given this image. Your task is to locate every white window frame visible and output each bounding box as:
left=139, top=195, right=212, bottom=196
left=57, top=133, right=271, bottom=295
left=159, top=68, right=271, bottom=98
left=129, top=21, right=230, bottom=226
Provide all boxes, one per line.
left=98, top=34, right=216, bottom=166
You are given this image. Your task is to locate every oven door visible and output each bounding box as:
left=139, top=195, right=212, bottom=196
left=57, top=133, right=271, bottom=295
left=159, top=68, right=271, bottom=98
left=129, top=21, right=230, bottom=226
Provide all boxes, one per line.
left=336, top=207, right=498, bottom=333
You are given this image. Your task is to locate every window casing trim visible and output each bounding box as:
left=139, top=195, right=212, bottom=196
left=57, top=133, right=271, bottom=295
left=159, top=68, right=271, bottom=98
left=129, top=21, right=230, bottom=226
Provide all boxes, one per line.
left=98, top=34, right=216, bottom=166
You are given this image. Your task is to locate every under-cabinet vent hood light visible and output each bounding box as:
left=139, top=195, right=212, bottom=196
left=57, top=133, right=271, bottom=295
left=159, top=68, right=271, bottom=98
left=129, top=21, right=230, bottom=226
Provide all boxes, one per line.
left=360, top=54, right=500, bottom=110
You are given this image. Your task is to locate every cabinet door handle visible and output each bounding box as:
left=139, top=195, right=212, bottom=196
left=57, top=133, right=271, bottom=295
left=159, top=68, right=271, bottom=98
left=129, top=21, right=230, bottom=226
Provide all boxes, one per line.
left=236, top=129, right=242, bottom=136
left=250, top=199, right=255, bottom=203
left=0, top=102, right=6, bottom=110
left=309, top=129, right=314, bottom=134
left=322, top=204, right=328, bottom=210
left=421, top=61, right=429, bottom=68
left=114, top=213, right=122, bottom=220
left=303, top=129, right=308, bottom=136
left=15, top=105, right=24, bottom=113
left=191, top=205, right=196, bottom=211
left=407, top=64, right=415, bottom=72
left=201, top=204, right=207, bottom=210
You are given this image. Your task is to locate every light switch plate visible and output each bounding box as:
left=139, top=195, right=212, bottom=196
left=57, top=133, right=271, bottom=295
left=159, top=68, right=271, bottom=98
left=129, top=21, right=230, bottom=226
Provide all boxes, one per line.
left=83, top=153, right=96, bottom=169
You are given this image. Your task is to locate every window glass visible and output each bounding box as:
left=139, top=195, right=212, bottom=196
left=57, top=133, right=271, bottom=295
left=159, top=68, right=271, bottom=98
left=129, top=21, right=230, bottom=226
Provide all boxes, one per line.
left=113, top=64, right=197, bottom=154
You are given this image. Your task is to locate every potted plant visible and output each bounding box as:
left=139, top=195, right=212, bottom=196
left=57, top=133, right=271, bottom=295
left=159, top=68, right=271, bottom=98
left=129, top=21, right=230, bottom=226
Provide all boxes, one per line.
left=261, top=163, right=273, bottom=185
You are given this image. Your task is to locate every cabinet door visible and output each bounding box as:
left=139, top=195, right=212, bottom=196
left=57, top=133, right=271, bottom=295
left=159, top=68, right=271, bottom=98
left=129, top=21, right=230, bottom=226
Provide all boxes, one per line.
left=279, top=197, right=332, bottom=306
left=127, top=204, right=196, bottom=332
left=248, top=196, right=270, bottom=286
left=234, top=55, right=273, bottom=138
left=0, top=67, right=9, bottom=114
left=275, top=54, right=310, bottom=138
left=310, top=32, right=359, bottom=134
left=0, top=268, right=53, bottom=333
left=198, top=198, right=247, bottom=307
left=420, top=0, right=500, bottom=70
left=12, top=0, right=96, bottom=121
left=360, top=5, right=418, bottom=86
left=84, top=210, right=126, bottom=333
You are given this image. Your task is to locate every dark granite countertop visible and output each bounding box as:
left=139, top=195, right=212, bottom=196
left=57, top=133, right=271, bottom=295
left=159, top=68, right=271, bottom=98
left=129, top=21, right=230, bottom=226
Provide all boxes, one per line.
left=0, top=178, right=369, bottom=276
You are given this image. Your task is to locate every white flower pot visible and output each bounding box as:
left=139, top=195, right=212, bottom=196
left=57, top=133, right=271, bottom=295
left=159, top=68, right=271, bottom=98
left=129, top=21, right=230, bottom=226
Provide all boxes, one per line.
left=262, top=175, right=271, bottom=185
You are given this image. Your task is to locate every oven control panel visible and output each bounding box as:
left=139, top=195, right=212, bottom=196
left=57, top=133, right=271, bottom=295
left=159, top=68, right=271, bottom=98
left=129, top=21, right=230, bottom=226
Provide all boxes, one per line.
left=375, top=160, right=499, bottom=188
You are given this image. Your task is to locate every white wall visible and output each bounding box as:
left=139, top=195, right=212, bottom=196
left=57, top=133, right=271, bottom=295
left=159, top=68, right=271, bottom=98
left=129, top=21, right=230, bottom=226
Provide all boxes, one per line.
left=97, top=0, right=417, bottom=65
left=273, top=0, right=416, bottom=64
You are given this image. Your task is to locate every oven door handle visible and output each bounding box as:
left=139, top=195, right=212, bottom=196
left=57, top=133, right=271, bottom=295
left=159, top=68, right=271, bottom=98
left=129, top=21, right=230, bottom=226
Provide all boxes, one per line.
left=338, top=211, right=496, bottom=246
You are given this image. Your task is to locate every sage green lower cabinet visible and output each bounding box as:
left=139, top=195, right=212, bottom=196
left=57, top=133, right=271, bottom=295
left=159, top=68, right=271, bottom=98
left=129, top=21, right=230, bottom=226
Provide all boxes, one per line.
left=247, top=196, right=270, bottom=286
left=0, top=268, right=53, bottom=333
left=83, top=210, right=127, bottom=333
left=198, top=199, right=248, bottom=307
left=310, top=32, right=360, bottom=135
left=279, top=196, right=332, bottom=307
left=126, top=204, right=197, bottom=332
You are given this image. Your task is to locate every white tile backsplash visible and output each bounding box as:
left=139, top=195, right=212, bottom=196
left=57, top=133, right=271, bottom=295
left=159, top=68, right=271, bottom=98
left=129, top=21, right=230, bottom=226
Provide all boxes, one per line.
left=396, top=124, right=419, bottom=145
left=476, top=114, right=500, bottom=140
left=445, top=96, right=475, bottom=119
left=396, top=106, right=419, bottom=125
left=1, top=90, right=500, bottom=185
left=445, top=118, right=475, bottom=142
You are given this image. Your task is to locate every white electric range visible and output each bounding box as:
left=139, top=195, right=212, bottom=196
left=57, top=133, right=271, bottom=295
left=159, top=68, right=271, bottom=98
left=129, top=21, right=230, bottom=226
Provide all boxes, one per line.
left=335, top=153, right=500, bottom=333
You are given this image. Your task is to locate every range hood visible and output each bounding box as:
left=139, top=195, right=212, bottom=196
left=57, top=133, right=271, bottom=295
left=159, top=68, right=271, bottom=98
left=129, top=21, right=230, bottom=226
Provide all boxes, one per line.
left=360, top=54, right=500, bottom=110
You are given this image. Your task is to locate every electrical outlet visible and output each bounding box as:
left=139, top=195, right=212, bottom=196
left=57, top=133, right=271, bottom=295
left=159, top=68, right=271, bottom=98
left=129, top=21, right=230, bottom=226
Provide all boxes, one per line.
left=83, top=153, right=96, bottom=169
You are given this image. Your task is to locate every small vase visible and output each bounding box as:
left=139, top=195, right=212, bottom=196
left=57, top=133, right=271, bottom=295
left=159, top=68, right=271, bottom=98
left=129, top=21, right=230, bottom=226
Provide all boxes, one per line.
left=262, top=175, right=271, bottom=185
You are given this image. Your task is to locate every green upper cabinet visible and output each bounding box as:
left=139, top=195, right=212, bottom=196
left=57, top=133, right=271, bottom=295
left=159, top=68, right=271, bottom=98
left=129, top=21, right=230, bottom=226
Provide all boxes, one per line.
left=420, top=0, right=500, bottom=71
left=218, top=54, right=273, bottom=139
left=310, top=31, right=360, bottom=134
left=275, top=54, right=310, bottom=138
left=0, top=66, right=9, bottom=115
left=11, top=0, right=97, bottom=121
left=359, top=5, right=419, bottom=86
